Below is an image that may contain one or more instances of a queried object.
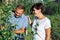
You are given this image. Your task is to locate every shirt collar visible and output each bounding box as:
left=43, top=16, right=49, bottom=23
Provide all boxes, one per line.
left=14, top=14, right=24, bottom=18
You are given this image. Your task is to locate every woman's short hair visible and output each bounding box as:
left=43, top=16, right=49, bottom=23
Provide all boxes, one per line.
left=31, top=3, right=44, bottom=13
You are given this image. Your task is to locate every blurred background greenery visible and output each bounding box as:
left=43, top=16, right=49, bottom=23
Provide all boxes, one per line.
left=0, top=0, right=60, bottom=40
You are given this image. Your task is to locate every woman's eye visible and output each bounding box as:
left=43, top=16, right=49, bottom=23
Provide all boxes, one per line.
left=33, top=9, right=35, bottom=11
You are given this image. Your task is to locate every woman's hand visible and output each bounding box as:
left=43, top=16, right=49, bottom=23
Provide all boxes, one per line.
left=27, top=15, right=32, bottom=25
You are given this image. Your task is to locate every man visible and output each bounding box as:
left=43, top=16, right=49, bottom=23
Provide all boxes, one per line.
left=8, top=4, right=28, bottom=40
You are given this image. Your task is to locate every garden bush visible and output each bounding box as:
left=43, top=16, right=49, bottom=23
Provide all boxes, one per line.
left=0, top=4, right=16, bottom=40
left=44, top=1, right=60, bottom=15
left=48, top=14, right=60, bottom=40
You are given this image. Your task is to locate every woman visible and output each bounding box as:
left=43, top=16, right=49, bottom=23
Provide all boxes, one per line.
left=28, top=3, right=51, bottom=40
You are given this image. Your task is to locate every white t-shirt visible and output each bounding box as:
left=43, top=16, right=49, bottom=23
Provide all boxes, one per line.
left=32, top=17, right=51, bottom=40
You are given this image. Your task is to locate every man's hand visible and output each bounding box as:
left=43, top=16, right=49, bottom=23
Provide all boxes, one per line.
left=15, top=28, right=26, bottom=34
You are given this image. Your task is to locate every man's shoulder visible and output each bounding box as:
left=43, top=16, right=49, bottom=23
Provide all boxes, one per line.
left=22, top=14, right=28, bottom=19
left=22, top=14, right=26, bottom=17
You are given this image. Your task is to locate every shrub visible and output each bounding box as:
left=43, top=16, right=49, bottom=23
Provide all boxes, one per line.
left=44, top=1, right=60, bottom=15
left=48, top=14, right=60, bottom=40
left=0, top=4, right=16, bottom=40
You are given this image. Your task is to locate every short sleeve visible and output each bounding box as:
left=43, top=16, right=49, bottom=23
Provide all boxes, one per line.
left=22, top=17, right=28, bottom=28
left=44, top=19, right=51, bottom=29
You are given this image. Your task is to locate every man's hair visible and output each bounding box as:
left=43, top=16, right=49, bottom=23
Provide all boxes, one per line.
left=16, top=4, right=25, bottom=11
left=31, top=3, right=44, bottom=13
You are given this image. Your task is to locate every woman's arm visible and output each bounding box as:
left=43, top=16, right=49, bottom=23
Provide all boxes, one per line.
left=45, top=27, right=51, bottom=40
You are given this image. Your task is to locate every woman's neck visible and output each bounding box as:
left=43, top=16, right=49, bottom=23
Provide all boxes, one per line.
left=38, top=13, right=46, bottom=20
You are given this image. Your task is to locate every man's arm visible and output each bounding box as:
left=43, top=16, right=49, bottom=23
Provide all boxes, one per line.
left=15, top=15, right=29, bottom=34
left=15, top=28, right=26, bottom=34
left=45, top=27, right=51, bottom=40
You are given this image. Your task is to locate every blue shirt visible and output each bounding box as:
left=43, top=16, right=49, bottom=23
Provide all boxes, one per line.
left=8, top=12, right=28, bottom=38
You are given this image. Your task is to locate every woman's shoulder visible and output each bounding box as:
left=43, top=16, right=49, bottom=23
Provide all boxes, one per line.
left=45, top=17, right=51, bottom=23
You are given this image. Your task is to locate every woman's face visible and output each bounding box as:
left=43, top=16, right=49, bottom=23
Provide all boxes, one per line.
left=33, top=8, right=41, bottom=17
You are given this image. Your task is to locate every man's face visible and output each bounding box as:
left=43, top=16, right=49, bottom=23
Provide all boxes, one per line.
left=15, top=8, right=24, bottom=17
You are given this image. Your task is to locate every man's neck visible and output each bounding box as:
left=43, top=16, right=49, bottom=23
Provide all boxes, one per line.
left=14, top=14, right=21, bottom=18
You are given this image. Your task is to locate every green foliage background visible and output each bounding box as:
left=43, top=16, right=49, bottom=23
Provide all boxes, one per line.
left=0, top=0, right=60, bottom=40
